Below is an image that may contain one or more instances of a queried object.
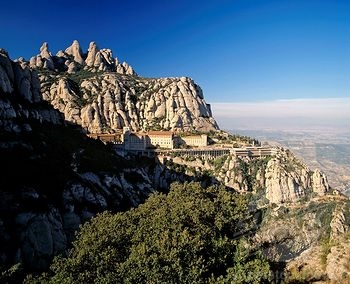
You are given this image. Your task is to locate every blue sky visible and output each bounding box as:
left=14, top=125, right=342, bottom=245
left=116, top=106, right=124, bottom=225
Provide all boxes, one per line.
left=1, top=0, right=349, bottom=130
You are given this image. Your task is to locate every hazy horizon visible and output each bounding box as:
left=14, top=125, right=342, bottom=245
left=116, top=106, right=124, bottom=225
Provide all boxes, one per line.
left=212, top=97, right=350, bottom=132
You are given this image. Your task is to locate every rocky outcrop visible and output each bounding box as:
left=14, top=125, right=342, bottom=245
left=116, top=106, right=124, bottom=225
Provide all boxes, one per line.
left=0, top=49, right=14, bottom=94
left=65, top=40, right=84, bottom=65
left=0, top=48, right=61, bottom=129
left=312, top=168, right=330, bottom=196
left=26, top=40, right=218, bottom=132
left=116, top=61, right=135, bottom=75
left=265, top=158, right=308, bottom=204
left=264, top=148, right=330, bottom=204
left=29, top=40, right=136, bottom=75
left=40, top=73, right=218, bottom=133
left=85, top=41, right=118, bottom=72
left=29, top=42, right=54, bottom=70
left=13, top=58, right=42, bottom=103
left=168, top=146, right=330, bottom=203
left=217, top=155, right=262, bottom=192
left=330, top=204, right=348, bottom=239
left=85, top=41, right=99, bottom=67
left=215, top=147, right=329, bottom=203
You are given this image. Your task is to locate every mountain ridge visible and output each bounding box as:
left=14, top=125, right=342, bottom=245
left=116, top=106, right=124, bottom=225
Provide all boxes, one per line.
left=25, top=40, right=218, bottom=133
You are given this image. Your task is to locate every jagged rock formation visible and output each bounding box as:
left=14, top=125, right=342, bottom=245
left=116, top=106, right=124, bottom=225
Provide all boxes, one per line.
left=216, top=155, right=267, bottom=192
left=264, top=148, right=330, bottom=203
left=1, top=49, right=60, bottom=128
left=64, top=40, right=84, bottom=65
left=265, top=158, right=308, bottom=204
left=30, top=41, right=135, bottom=75
left=41, top=74, right=217, bottom=133
left=312, top=168, right=330, bottom=196
left=29, top=42, right=55, bottom=70
left=0, top=49, right=15, bottom=93
left=26, top=40, right=218, bottom=133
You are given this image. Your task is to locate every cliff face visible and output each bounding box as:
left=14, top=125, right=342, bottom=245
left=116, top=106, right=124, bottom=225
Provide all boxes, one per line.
left=0, top=49, right=60, bottom=127
left=264, top=148, right=330, bottom=203
left=30, top=41, right=218, bottom=133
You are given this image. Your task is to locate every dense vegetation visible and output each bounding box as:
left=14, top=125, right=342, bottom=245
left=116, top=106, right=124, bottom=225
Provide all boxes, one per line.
left=27, top=182, right=270, bottom=283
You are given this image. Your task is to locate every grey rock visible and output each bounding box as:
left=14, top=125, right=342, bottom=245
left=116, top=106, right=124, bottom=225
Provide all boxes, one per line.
left=0, top=49, right=14, bottom=93
left=16, top=210, right=67, bottom=270
left=312, top=169, right=330, bottom=195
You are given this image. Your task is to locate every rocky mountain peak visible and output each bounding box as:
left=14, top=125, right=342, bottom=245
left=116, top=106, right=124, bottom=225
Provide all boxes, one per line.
left=64, top=39, right=84, bottom=65
left=21, top=40, right=218, bottom=132
left=39, top=42, right=51, bottom=57
left=312, top=168, right=330, bottom=195
left=0, top=43, right=342, bottom=281
left=28, top=40, right=136, bottom=76
left=85, top=41, right=98, bottom=67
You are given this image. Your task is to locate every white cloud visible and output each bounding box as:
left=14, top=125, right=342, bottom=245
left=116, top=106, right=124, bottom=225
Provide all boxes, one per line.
left=211, top=98, right=350, bottom=131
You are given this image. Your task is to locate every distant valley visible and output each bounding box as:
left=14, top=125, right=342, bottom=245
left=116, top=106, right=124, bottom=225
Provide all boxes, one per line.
left=230, top=128, right=350, bottom=193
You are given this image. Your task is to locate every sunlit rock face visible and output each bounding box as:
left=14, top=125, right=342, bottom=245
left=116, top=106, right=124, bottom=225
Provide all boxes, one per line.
left=312, top=168, right=330, bottom=195
left=264, top=148, right=329, bottom=204
left=27, top=40, right=218, bottom=133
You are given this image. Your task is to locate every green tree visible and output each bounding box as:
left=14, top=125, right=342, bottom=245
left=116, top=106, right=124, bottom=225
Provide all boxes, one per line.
left=32, top=182, right=270, bottom=283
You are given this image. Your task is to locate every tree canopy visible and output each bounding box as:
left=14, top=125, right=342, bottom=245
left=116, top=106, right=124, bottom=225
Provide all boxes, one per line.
left=29, top=182, right=270, bottom=284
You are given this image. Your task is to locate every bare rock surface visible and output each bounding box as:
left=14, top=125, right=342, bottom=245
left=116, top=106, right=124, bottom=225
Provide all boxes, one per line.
left=264, top=148, right=329, bottom=203
left=26, top=40, right=218, bottom=132
left=65, top=40, right=84, bottom=65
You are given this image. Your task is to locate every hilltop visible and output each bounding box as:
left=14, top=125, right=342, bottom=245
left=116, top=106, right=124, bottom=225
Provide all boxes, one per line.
left=26, top=40, right=218, bottom=133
